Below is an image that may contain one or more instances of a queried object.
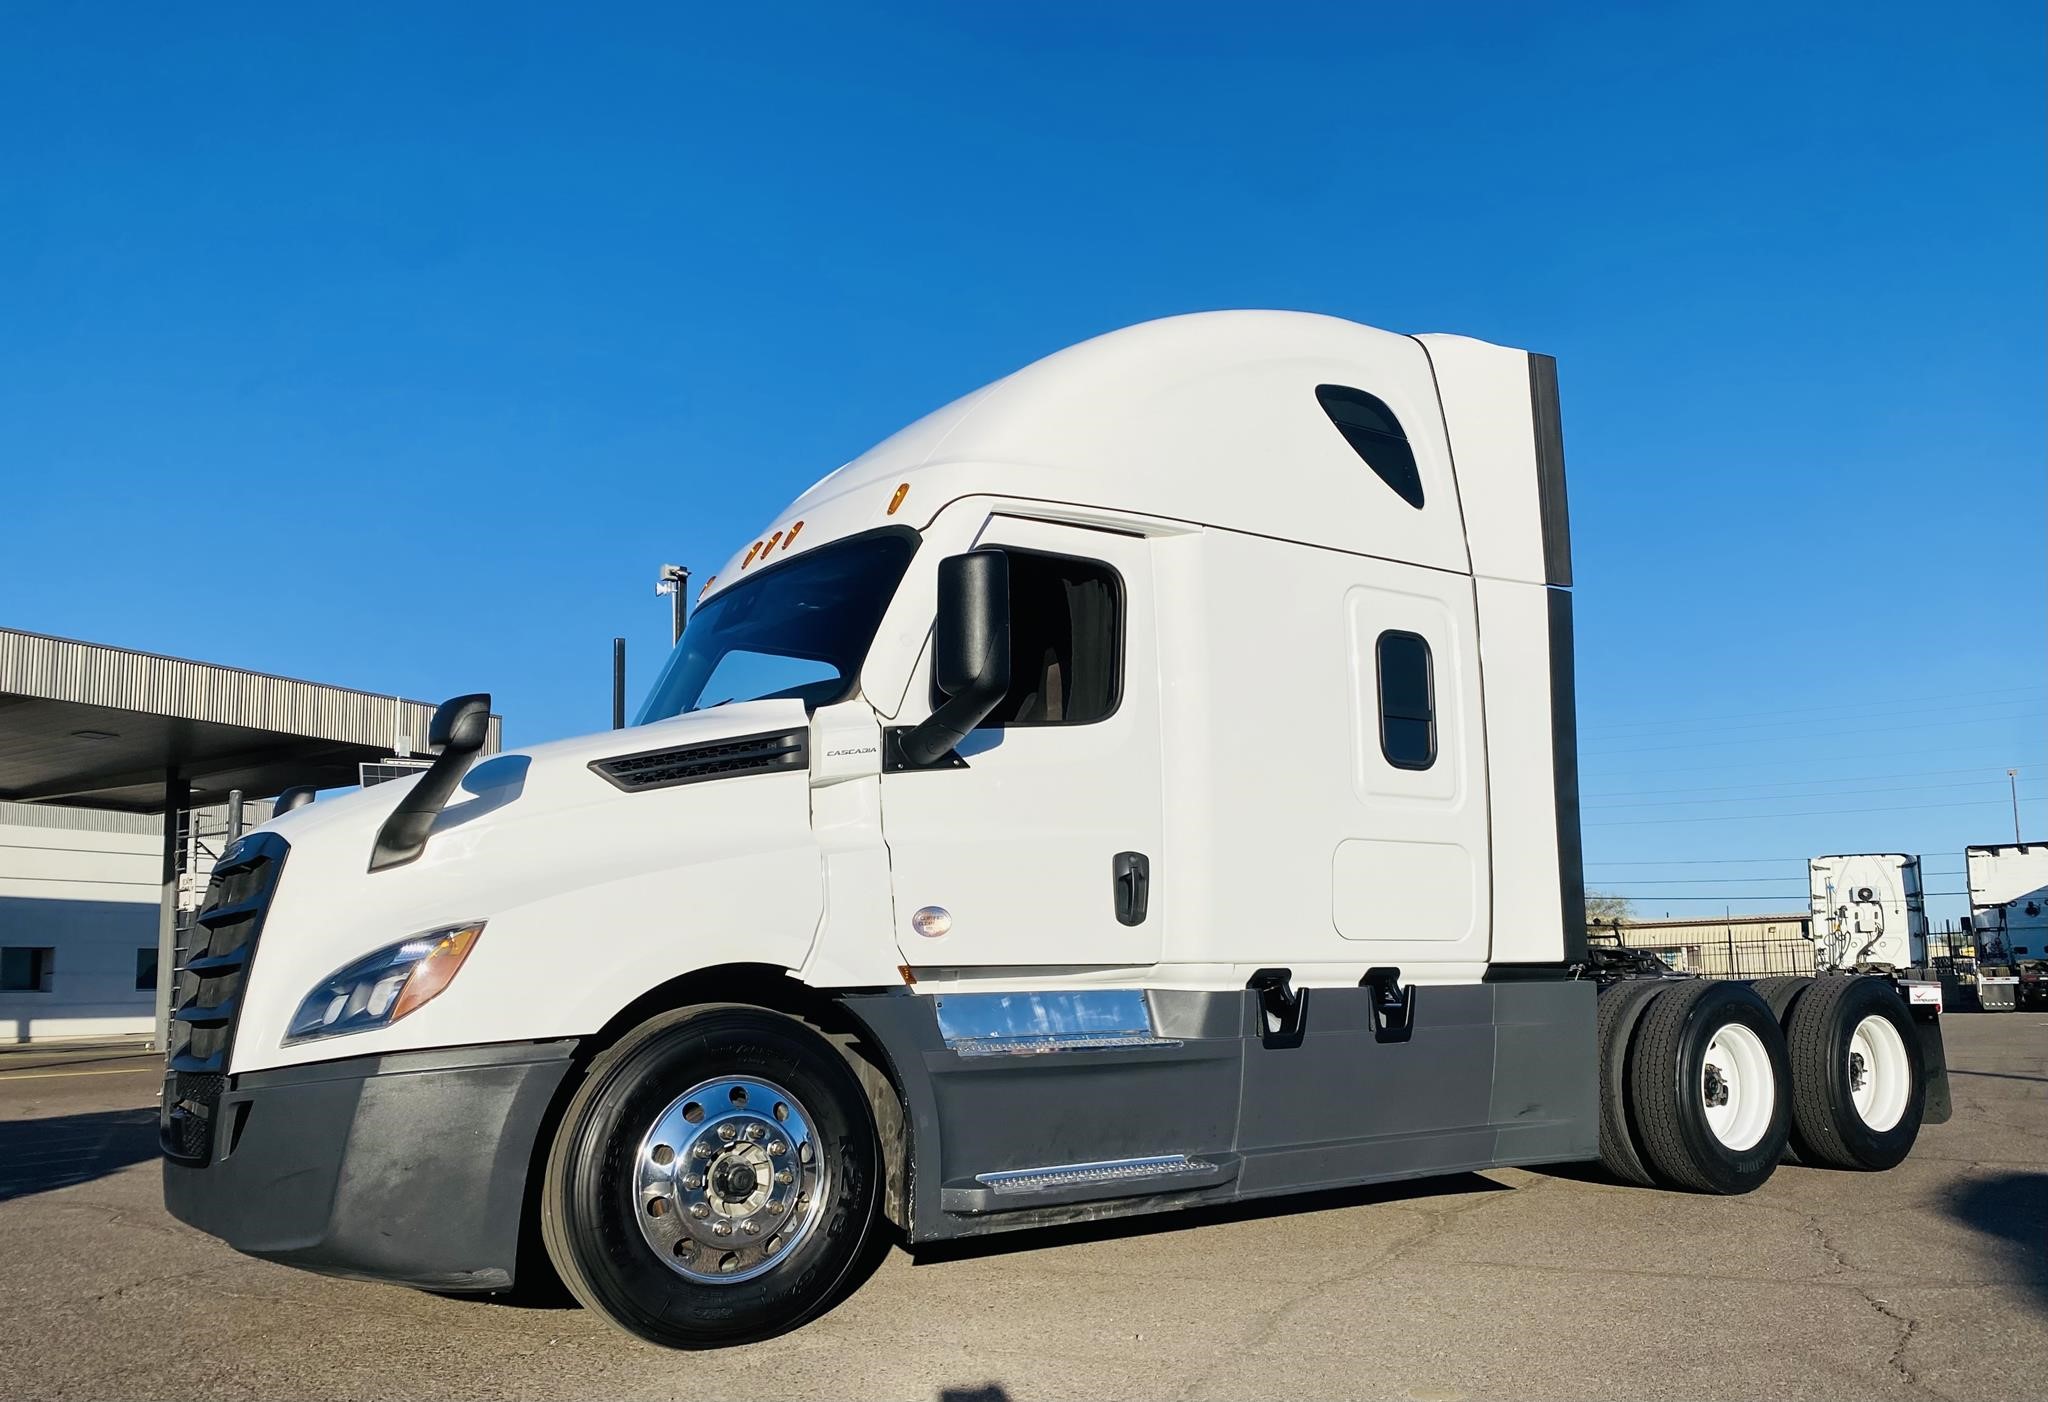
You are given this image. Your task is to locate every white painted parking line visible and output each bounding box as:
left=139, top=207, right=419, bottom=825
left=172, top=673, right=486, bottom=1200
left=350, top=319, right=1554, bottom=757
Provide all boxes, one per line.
left=0, top=1066, right=159, bottom=1083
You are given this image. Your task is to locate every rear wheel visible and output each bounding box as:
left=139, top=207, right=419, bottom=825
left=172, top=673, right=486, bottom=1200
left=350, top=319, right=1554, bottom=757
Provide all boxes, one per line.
left=541, top=1007, right=881, bottom=1348
left=1749, top=975, right=1814, bottom=1024
left=1784, top=976, right=1924, bottom=1170
left=1627, top=980, right=1791, bottom=1194
left=1596, top=979, right=1675, bottom=1187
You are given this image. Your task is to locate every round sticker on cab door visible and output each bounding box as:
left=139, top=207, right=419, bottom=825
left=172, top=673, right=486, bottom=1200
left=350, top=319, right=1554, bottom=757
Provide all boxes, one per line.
left=911, top=906, right=952, bottom=938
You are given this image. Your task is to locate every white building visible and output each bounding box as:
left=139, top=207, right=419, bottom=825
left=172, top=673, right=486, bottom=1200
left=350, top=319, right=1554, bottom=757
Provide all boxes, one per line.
left=0, top=802, right=160, bottom=1041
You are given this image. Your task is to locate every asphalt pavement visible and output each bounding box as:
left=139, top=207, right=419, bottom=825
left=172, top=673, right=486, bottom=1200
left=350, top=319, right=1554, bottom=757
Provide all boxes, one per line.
left=3, top=1015, right=2043, bottom=1401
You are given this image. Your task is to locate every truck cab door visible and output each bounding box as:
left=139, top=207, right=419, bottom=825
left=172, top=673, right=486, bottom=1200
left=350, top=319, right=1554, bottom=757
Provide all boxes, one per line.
left=880, top=516, right=1164, bottom=969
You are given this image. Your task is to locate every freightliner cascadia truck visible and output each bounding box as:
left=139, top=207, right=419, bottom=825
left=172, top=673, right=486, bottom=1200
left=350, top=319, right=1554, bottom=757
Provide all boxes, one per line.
left=162, top=311, right=1950, bottom=1348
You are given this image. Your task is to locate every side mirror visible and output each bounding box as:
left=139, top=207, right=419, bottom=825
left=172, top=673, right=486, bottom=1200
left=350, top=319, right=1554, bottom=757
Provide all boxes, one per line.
left=898, top=551, right=1010, bottom=767
left=428, top=693, right=493, bottom=754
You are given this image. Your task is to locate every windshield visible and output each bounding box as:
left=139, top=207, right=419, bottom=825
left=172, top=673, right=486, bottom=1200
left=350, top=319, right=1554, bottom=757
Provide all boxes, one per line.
left=636, top=529, right=917, bottom=722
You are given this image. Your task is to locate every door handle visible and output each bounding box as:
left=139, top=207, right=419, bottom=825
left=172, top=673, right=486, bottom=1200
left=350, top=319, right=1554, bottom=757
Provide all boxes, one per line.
left=1113, top=851, right=1150, bottom=926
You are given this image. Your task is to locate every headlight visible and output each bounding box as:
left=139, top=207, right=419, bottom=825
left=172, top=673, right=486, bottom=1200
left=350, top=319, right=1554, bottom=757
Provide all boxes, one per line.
left=283, top=922, right=484, bottom=1046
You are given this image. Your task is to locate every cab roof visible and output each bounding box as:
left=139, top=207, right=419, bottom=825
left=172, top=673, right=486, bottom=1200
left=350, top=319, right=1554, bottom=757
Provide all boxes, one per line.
left=706, top=310, right=1543, bottom=597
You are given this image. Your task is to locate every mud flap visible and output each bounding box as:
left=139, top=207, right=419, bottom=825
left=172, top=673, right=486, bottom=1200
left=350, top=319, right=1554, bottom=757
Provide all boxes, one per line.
left=1912, top=1006, right=1952, bottom=1126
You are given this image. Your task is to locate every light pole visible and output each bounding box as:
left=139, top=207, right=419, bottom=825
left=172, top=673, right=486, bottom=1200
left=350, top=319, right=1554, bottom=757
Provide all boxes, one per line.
left=656, top=564, right=692, bottom=645
left=2009, top=768, right=2022, bottom=843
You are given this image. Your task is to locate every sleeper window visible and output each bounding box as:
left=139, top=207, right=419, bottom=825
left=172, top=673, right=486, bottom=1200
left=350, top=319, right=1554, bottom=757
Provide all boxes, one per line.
left=1316, top=384, right=1425, bottom=509
left=1376, top=630, right=1436, bottom=769
left=945, top=549, right=1122, bottom=727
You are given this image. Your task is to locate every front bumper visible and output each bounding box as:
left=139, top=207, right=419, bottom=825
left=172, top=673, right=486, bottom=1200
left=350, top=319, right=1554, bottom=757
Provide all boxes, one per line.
left=163, top=1039, right=577, bottom=1292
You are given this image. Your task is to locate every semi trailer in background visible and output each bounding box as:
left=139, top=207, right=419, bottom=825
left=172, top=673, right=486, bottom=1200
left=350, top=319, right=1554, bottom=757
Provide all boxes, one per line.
left=1808, top=853, right=1930, bottom=971
left=1967, top=842, right=2048, bottom=1010
left=158, top=312, right=1950, bottom=1348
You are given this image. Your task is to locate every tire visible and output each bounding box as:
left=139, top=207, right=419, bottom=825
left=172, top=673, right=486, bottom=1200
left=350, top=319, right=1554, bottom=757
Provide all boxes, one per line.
left=1627, top=979, right=1791, bottom=1194
left=1596, top=979, right=1676, bottom=1187
left=1749, top=975, right=1814, bottom=1024
left=1783, top=975, right=1925, bottom=1171
left=541, top=1006, right=881, bottom=1348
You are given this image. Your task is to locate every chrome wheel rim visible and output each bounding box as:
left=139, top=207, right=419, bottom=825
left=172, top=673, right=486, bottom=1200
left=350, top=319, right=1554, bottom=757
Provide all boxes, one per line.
left=633, top=1075, right=827, bottom=1284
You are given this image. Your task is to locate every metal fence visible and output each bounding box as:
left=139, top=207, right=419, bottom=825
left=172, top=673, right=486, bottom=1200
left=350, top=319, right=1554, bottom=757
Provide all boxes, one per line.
left=1606, top=928, right=1819, bottom=980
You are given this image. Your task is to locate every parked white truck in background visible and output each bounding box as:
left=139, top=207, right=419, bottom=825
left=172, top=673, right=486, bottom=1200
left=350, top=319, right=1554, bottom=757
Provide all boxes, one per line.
left=161, top=312, right=1951, bottom=1348
left=1808, top=853, right=1930, bottom=971
left=1967, top=842, right=2048, bottom=1009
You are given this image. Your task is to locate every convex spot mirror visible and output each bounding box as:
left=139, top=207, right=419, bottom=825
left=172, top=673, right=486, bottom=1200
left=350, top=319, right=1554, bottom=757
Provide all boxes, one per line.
left=899, top=550, right=1010, bottom=767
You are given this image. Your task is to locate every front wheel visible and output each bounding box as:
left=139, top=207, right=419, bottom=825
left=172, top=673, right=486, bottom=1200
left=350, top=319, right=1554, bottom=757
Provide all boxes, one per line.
left=540, top=1007, right=881, bottom=1348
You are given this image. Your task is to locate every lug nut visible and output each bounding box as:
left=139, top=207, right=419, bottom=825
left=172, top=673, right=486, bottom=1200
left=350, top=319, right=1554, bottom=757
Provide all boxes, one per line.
left=744, top=1122, right=766, bottom=1141
left=712, top=1220, right=732, bottom=1237
left=693, top=1141, right=714, bottom=1159
left=717, top=1123, right=738, bottom=1143
left=775, top=1168, right=794, bottom=1185
left=767, top=1139, right=787, bottom=1157
left=766, top=1199, right=783, bottom=1215
left=682, top=1172, right=704, bottom=1190
left=740, top=1218, right=761, bottom=1235
left=689, top=1201, right=709, bottom=1219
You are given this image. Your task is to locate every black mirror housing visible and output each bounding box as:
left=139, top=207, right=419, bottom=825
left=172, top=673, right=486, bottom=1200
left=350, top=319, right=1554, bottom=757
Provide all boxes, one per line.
left=899, top=550, right=1010, bottom=767
left=428, top=693, right=493, bottom=754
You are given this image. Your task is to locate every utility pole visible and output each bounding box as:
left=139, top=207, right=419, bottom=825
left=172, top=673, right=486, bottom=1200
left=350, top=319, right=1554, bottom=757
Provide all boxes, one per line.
left=2010, top=768, right=2022, bottom=843
left=656, top=564, right=692, bottom=645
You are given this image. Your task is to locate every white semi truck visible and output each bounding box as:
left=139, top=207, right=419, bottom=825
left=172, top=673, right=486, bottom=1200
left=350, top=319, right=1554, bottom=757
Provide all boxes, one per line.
left=1808, top=853, right=1930, bottom=971
left=1967, top=842, right=2048, bottom=1009
left=161, top=312, right=1950, bottom=1348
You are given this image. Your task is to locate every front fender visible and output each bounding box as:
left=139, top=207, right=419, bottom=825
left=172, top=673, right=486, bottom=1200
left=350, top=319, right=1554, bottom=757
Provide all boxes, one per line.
left=234, top=749, right=823, bottom=1073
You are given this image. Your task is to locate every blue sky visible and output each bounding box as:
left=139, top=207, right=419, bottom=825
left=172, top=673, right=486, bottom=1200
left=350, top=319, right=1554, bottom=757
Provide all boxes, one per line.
left=3, top=3, right=2041, bottom=923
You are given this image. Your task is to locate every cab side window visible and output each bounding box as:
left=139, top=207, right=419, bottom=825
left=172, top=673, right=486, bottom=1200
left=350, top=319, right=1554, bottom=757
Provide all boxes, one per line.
left=1376, top=630, right=1436, bottom=769
left=946, top=549, right=1122, bottom=727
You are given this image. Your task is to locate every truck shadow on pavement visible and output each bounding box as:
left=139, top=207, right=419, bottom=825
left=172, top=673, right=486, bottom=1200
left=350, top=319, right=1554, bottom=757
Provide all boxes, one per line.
left=0, top=1107, right=159, bottom=1204
left=901, top=1171, right=1507, bottom=1267
left=1947, top=1170, right=2048, bottom=1312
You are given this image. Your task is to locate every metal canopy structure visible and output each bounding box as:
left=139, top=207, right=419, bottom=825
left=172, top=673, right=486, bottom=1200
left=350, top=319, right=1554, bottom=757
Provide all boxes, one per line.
left=0, top=626, right=502, bottom=1049
left=0, top=627, right=500, bottom=811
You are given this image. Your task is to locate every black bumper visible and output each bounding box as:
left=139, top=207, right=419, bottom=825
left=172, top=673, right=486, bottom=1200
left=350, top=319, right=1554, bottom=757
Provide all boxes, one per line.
left=163, top=1040, right=577, bottom=1292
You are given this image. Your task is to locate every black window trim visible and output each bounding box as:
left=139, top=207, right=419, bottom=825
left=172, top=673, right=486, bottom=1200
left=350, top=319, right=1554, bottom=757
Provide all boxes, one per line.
left=1375, top=628, right=1437, bottom=771
left=931, top=544, right=1127, bottom=730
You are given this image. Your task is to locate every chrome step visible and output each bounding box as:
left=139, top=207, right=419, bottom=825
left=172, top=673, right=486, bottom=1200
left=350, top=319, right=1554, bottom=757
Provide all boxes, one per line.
left=975, top=1154, right=1211, bottom=1195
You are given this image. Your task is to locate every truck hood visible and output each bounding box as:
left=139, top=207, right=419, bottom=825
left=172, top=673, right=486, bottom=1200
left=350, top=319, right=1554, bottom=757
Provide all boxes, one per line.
left=261, top=697, right=807, bottom=854
left=230, top=697, right=822, bottom=1070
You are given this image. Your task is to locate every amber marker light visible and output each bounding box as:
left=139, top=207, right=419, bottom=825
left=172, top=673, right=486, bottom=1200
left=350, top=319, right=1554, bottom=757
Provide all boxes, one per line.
left=741, top=541, right=763, bottom=568
left=389, top=923, right=484, bottom=1023
left=783, top=520, right=804, bottom=549
left=887, top=482, right=910, bottom=515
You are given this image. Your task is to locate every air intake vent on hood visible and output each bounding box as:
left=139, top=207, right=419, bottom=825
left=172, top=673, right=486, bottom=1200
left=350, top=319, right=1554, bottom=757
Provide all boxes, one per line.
left=591, top=728, right=809, bottom=792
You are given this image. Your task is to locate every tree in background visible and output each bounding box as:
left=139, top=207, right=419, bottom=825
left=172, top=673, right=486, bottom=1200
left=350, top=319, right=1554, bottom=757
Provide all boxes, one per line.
left=1585, top=890, right=1633, bottom=942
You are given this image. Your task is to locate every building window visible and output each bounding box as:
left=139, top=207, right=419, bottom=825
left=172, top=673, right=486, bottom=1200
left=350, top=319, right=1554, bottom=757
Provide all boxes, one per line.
left=1315, top=384, right=1425, bottom=509
left=951, top=549, right=1123, bottom=728
left=135, top=948, right=158, bottom=992
left=1375, top=630, right=1436, bottom=769
left=1, top=947, right=55, bottom=993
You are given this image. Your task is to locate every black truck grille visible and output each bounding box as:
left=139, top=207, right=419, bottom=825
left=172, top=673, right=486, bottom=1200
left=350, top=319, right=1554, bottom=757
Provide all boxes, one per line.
left=160, top=831, right=288, bottom=1165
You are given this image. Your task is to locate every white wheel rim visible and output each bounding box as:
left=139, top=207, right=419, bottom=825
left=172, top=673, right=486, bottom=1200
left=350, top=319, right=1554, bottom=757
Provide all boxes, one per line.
left=1700, top=1022, right=1774, bottom=1152
left=1847, top=1013, right=1911, bottom=1132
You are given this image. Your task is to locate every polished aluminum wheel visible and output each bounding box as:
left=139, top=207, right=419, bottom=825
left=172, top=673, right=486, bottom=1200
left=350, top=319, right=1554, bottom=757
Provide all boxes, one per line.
left=633, top=1075, right=827, bottom=1284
